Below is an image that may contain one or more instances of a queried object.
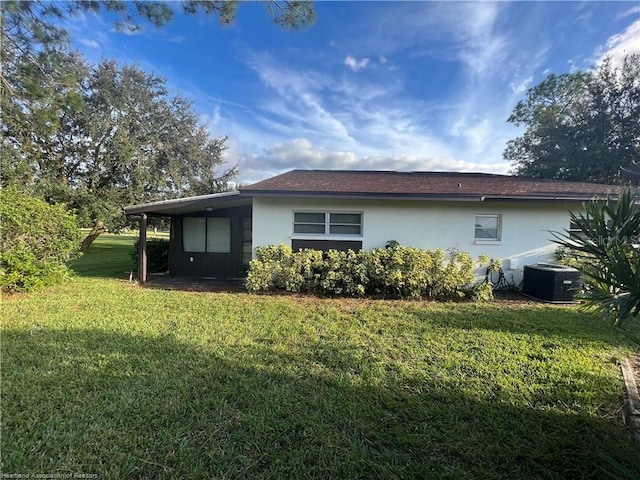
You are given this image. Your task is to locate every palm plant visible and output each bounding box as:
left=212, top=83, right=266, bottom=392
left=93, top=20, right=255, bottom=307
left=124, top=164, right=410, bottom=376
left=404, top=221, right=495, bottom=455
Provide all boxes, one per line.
left=552, top=189, right=640, bottom=342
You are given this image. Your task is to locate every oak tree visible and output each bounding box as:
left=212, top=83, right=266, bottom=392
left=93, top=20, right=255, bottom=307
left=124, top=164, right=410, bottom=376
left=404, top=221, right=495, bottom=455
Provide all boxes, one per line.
left=505, top=54, right=640, bottom=184
left=1, top=1, right=315, bottom=250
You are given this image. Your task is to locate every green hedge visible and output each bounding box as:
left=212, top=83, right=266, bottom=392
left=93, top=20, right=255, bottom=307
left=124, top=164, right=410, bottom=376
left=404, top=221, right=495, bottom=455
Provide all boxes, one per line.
left=245, top=243, right=490, bottom=300
left=0, top=186, right=80, bottom=293
left=132, top=239, right=170, bottom=273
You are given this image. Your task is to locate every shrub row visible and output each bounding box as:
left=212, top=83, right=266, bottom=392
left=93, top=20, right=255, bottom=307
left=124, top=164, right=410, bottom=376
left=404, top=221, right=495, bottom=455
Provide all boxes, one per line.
left=132, top=239, right=170, bottom=273
left=0, top=186, right=80, bottom=293
left=245, top=243, right=491, bottom=300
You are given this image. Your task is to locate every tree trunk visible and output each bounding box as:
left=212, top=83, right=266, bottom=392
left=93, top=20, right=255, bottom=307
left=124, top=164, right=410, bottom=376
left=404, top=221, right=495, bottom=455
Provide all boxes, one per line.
left=80, top=220, right=107, bottom=252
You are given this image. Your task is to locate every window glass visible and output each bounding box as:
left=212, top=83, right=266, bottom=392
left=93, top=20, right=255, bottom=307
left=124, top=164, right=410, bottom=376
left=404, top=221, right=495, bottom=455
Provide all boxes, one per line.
left=294, top=212, right=326, bottom=234
left=294, top=212, right=325, bottom=224
left=330, top=224, right=361, bottom=235
left=569, top=219, right=605, bottom=239
left=330, top=213, right=361, bottom=224
left=207, top=217, right=231, bottom=253
left=241, top=217, right=252, bottom=241
left=475, top=215, right=500, bottom=240
left=183, top=217, right=206, bottom=252
left=294, top=223, right=326, bottom=234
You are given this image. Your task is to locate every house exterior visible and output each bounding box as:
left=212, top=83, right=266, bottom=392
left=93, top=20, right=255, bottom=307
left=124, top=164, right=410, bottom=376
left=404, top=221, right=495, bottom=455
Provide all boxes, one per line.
left=124, top=170, right=621, bottom=285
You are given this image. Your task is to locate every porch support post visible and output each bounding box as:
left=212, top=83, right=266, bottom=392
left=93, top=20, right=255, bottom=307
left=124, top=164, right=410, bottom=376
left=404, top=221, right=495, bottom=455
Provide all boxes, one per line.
left=139, top=213, right=148, bottom=284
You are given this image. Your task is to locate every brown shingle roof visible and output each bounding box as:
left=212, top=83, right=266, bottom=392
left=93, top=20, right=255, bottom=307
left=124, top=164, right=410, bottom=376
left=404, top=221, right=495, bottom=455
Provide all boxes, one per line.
left=240, top=170, right=621, bottom=201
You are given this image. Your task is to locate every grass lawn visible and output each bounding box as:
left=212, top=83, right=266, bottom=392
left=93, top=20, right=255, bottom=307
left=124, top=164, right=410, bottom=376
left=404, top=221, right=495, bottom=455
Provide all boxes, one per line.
left=2, top=235, right=639, bottom=479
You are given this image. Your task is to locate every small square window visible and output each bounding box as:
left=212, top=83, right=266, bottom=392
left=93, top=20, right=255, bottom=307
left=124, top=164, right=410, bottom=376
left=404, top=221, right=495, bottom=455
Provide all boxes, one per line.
left=569, top=218, right=607, bottom=240
left=475, top=215, right=501, bottom=240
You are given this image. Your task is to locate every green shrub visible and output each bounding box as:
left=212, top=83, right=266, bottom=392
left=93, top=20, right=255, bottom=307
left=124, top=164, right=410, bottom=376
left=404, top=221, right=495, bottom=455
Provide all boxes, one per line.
left=0, top=186, right=80, bottom=293
left=245, top=243, right=489, bottom=300
left=555, top=245, right=592, bottom=270
left=318, top=249, right=369, bottom=296
left=132, top=238, right=170, bottom=273
left=366, top=244, right=486, bottom=299
left=471, top=282, right=495, bottom=302
left=245, top=245, right=324, bottom=293
left=552, top=190, right=640, bottom=341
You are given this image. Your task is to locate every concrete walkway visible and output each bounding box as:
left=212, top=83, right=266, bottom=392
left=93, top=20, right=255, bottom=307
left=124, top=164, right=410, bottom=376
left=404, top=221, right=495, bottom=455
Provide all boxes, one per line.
left=144, top=275, right=245, bottom=292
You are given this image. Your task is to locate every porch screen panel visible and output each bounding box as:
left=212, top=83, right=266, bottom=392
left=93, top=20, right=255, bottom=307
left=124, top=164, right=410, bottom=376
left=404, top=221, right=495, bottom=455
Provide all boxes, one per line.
left=183, top=217, right=206, bottom=252
left=207, top=217, right=231, bottom=253
left=241, top=217, right=252, bottom=266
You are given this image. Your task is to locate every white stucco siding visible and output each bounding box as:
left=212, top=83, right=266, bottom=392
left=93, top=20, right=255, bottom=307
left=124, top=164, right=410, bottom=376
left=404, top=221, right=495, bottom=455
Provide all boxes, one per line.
left=252, top=196, right=582, bottom=284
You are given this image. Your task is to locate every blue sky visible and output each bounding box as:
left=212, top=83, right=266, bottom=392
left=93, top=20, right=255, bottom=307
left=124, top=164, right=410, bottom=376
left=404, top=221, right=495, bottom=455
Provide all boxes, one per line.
left=65, top=1, right=640, bottom=183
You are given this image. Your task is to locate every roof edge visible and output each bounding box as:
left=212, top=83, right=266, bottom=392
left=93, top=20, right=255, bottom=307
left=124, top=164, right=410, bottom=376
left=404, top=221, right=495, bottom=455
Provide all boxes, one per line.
left=124, top=191, right=246, bottom=215
left=241, top=190, right=617, bottom=202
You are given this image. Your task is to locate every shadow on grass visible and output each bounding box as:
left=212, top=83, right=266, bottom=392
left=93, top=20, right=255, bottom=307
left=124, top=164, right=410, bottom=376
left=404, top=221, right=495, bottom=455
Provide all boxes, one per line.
left=3, top=328, right=637, bottom=479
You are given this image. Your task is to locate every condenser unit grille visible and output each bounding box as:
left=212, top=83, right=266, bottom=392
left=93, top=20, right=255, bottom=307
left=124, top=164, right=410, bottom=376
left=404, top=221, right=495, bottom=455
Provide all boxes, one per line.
left=522, top=264, right=581, bottom=302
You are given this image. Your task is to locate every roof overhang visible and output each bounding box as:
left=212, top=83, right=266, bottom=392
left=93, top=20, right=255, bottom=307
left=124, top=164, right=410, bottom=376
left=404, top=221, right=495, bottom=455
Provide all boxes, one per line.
left=241, top=190, right=615, bottom=203
left=123, top=187, right=624, bottom=217
left=124, top=191, right=252, bottom=216
left=241, top=191, right=486, bottom=201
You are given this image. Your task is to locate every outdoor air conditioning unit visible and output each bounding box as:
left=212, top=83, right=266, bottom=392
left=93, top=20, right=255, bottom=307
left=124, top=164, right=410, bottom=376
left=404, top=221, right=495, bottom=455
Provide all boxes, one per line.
left=522, top=263, right=581, bottom=302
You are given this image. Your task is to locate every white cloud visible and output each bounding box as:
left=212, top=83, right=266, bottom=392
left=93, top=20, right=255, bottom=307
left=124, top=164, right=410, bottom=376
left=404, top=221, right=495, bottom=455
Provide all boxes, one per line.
left=510, top=75, right=533, bottom=95
left=355, top=2, right=507, bottom=79
left=233, top=138, right=509, bottom=184
left=78, top=38, right=100, bottom=49
left=595, top=19, right=640, bottom=67
left=455, top=3, right=507, bottom=79
left=245, top=52, right=385, bottom=148
left=226, top=48, right=522, bottom=183
left=618, top=6, right=640, bottom=19
left=344, top=55, right=370, bottom=72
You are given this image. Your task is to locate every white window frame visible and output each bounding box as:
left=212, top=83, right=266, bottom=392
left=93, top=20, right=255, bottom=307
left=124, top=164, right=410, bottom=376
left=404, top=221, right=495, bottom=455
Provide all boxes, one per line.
left=292, top=211, right=363, bottom=238
left=474, top=214, right=502, bottom=243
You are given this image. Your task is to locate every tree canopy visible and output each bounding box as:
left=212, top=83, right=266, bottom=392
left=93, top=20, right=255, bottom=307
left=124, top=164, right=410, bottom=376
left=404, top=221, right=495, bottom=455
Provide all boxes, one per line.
left=1, top=1, right=315, bottom=53
left=1, top=1, right=314, bottom=119
left=2, top=53, right=236, bottom=248
left=505, top=54, right=640, bottom=184
left=1, top=0, right=315, bottom=250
